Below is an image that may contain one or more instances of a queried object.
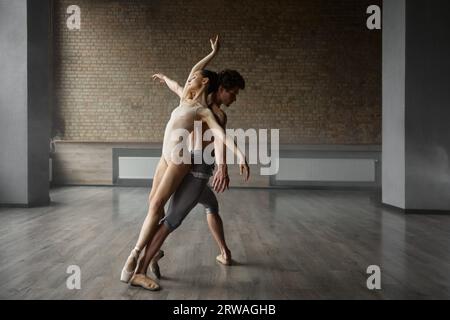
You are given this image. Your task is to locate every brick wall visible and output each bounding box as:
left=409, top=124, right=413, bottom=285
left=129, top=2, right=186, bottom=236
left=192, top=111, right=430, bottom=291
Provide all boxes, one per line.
left=53, top=0, right=381, bottom=144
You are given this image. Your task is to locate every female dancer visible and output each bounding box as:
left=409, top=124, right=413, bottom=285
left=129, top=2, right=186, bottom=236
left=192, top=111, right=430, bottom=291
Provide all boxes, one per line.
left=145, top=69, right=246, bottom=282
left=120, top=36, right=249, bottom=290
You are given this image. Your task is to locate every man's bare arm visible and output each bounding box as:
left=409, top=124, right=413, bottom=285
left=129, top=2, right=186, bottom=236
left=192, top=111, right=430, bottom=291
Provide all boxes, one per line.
left=212, top=114, right=230, bottom=192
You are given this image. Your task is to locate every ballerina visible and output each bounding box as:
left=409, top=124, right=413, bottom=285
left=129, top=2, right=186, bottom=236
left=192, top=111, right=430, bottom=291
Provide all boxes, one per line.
left=120, top=36, right=249, bottom=290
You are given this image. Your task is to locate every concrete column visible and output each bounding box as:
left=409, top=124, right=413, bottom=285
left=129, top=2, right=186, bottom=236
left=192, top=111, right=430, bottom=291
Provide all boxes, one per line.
left=0, top=0, right=51, bottom=207
left=383, top=0, right=450, bottom=211
left=382, top=0, right=406, bottom=209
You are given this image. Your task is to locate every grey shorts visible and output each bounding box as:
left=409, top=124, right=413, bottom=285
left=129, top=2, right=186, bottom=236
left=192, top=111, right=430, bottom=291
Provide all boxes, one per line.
left=161, top=154, right=219, bottom=232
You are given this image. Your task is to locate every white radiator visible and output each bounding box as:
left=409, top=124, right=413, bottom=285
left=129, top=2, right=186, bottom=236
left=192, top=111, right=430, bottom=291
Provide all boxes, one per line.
left=118, top=157, right=160, bottom=179
left=275, top=158, right=376, bottom=182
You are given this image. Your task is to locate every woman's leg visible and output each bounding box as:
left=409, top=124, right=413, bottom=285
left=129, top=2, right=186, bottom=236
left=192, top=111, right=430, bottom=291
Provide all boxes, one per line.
left=134, top=162, right=191, bottom=250
left=137, top=174, right=208, bottom=277
left=147, top=157, right=169, bottom=220
left=121, top=161, right=190, bottom=282
left=120, top=157, right=168, bottom=282
left=135, top=156, right=168, bottom=253
left=199, top=186, right=232, bottom=265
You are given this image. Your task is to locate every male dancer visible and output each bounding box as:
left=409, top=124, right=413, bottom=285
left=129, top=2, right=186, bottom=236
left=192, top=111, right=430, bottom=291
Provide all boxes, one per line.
left=132, top=70, right=246, bottom=289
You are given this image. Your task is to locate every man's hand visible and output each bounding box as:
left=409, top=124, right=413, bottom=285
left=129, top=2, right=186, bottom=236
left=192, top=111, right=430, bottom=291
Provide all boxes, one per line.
left=152, top=73, right=166, bottom=83
left=212, top=164, right=229, bottom=193
left=239, top=159, right=250, bottom=182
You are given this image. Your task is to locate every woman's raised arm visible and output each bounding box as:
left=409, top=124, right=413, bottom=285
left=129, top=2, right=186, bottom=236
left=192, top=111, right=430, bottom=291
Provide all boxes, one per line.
left=181, top=35, right=220, bottom=99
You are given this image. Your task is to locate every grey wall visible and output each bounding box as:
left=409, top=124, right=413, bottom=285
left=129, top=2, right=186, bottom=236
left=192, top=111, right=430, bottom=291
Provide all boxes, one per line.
left=382, top=0, right=406, bottom=209
left=405, top=0, right=450, bottom=210
left=27, top=0, right=51, bottom=205
left=0, top=0, right=29, bottom=205
left=0, top=0, right=51, bottom=206
left=382, top=0, right=450, bottom=211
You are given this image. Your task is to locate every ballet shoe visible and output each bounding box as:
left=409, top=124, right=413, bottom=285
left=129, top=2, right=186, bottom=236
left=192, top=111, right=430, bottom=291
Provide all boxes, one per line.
left=130, top=274, right=161, bottom=291
left=120, top=247, right=141, bottom=283
left=150, top=250, right=164, bottom=279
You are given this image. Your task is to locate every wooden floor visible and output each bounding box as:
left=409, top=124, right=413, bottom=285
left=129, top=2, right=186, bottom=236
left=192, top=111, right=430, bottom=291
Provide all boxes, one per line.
left=1, top=186, right=450, bottom=300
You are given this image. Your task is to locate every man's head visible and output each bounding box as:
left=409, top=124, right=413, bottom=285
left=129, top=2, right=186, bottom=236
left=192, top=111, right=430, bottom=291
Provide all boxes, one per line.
left=216, top=69, right=245, bottom=107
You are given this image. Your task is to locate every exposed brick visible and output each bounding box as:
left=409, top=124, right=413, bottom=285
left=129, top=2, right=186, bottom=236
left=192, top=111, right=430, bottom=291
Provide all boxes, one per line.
left=53, top=0, right=381, bottom=144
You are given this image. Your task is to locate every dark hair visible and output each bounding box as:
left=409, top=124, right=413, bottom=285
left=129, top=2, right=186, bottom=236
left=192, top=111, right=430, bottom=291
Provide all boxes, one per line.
left=218, top=69, right=245, bottom=90
left=201, top=69, right=219, bottom=94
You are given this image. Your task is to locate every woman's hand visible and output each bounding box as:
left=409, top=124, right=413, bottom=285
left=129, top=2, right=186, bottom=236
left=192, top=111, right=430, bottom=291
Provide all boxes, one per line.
left=152, top=73, right=166, bottom=83
left=210, top=35, right=220, bottom=53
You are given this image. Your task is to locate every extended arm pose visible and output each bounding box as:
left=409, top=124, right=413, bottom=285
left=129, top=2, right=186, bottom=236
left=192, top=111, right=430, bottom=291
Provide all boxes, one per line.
left=138, top=70, right=246, bottom=284
left=120, top=36, right=249, bottom=291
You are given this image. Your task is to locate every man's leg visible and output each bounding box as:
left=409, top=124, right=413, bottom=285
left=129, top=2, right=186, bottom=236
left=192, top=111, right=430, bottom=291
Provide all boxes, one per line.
left=132, top=223, right=171, bottom=282
left=198, top=186, right=232, bottom=265
left=137, top=173, right=208, bottom=283
left=207, top=213, right=232, bottom=265
left=149, top=249, right=164, bottom=280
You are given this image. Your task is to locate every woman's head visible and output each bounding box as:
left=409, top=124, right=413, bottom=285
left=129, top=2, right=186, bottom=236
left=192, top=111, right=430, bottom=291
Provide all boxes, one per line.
left=186, top=70, right=219, bottom=95
left=201, top=70, right=219, bottom=94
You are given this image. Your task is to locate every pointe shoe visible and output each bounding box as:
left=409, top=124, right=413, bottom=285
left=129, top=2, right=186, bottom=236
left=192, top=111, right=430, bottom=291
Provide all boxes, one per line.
left=120, top=247, right=141, bottom=283
left=130, top=274, right=161, bottom=291
left=150, top=250, right=164, bottom=279
left=216, top=254, right=232, bottom=266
